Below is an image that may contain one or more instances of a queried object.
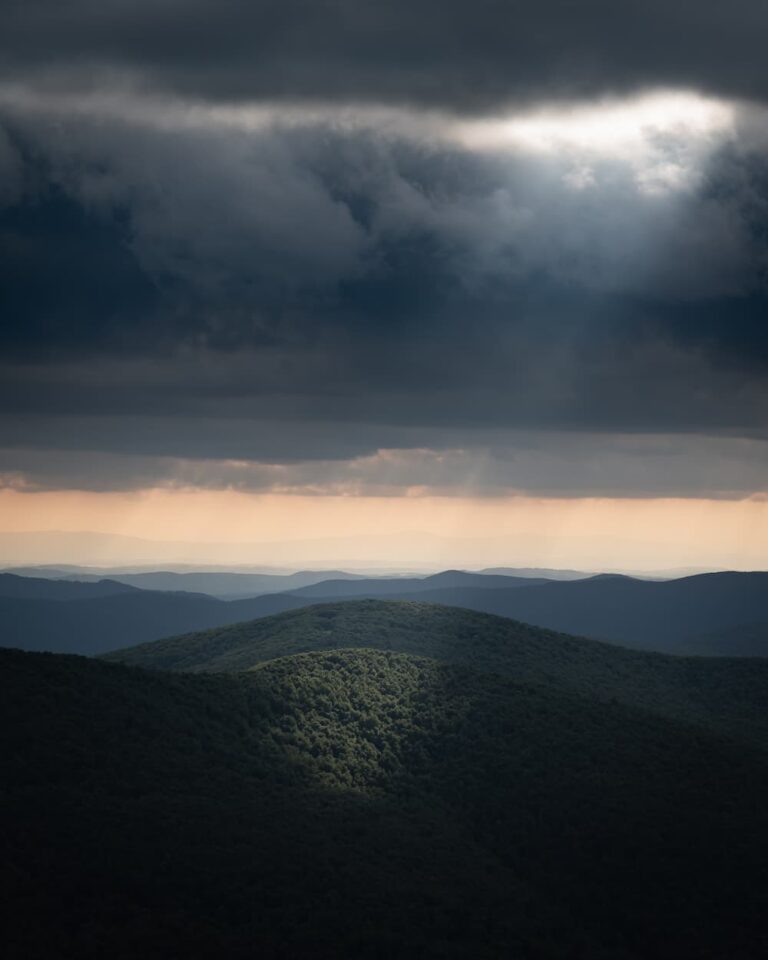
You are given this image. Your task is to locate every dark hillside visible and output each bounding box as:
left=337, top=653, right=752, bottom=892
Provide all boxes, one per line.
left=685, top=621, right=768, bottom=657
left=3, top=647, right=768, bottom=959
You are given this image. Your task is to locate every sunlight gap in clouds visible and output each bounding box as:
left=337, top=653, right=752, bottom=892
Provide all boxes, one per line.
left=458, top=91, right=733, bottom=153
left=457, top=90, right=736, bottom=196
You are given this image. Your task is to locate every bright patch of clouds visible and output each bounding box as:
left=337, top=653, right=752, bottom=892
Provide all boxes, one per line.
left=458, top=91, right=736, bottom=195
left=459, top=91, right=733, bottom=155
left=0, top=84, right=742, bottom=201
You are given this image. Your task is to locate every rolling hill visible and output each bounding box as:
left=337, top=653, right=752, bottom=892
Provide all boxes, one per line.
left=106, top=599, right=768, bottom=747
left=3, top=644, right=768, bottom=959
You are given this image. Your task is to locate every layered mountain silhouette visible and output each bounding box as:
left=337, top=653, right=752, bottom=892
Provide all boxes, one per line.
left=2, top=569, right=767, bottom=656
left=0, top=572, right=139, bottom=601
left=2, top=566, right=368, bottom=599
left=370, top=571, right=768, bottom=654
left=286, top=569, right=551, bottom=597
left=0, top=593, right=315, bottom=656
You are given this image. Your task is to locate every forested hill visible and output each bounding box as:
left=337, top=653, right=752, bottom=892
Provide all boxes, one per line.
left=4, top=645, right=768, bottom=959
left=106, top=600, right=768, bottom=747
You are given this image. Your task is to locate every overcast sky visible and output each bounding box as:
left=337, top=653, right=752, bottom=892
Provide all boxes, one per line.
left=1, top=2, right=767, bottom=565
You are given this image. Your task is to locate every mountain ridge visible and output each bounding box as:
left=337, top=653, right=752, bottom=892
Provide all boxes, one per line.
left=0, top=572, right=141, bottom=601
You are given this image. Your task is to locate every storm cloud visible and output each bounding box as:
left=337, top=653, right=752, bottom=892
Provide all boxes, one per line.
left=1, top=4, right=767, bottom=498
left=2, top=0, right=768, bottom=110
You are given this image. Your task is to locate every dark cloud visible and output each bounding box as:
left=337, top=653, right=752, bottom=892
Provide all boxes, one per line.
left=1, top=32, right=768, bottom=496
left=2, top=1, right=768, bottom=110
left=1, top=105, right=767, bottom=368
left=2, top=433, right=766, bottom=499
left=0, top=186, right=161, bottom=356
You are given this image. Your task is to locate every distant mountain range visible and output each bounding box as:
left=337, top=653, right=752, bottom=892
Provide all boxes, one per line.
left=366, top=572, right=768, bottom=655
left=0, top=572, right=315, bottom=655
left=2, top=567, right=368, bottom=599
left=285, top=570, right=552, bottom=598
left=477, top=565, right=594, bottom=579
left=1, top=568, right=767, bottom=656
left=0, top=572, right=139, bottom=601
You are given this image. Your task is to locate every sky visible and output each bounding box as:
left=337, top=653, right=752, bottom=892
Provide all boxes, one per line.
left=1, top=1, right=767, bottom=569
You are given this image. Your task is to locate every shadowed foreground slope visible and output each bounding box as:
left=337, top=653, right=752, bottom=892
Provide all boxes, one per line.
left=3, top=645, right=768, bottom=959
left=106, top=600, right=768, bottom=747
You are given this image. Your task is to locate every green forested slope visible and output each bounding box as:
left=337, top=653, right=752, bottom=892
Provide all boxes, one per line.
left=3, top=646, right=768, bottom=959
left=106, top=599, right=768, bottom=747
